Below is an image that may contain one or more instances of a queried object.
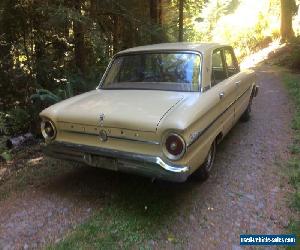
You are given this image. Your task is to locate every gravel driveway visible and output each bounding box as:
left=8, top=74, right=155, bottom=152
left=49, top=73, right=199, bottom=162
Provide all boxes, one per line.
left=0, top=65, right=294, bottom=249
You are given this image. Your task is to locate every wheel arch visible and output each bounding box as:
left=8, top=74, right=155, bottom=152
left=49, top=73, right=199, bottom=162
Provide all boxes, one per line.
left=215, top=131, right=223, bottom=145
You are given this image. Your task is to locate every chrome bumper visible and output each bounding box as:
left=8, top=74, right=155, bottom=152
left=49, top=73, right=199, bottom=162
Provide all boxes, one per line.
left=44, top=141, right=190, bottom=182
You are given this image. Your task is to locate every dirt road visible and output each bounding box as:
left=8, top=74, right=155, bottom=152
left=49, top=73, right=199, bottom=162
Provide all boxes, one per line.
left=0, top=66, right=294, bottom=249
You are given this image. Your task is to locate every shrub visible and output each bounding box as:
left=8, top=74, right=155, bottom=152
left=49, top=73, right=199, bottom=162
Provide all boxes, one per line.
left=275, top=37, right=300, bottom=71
left=30, top=89, right=62, bottom=109
left=29, top=82, right=75, bottom=135
left=289, top=37, right=300, bottom=70
left=0, top=108, right=31, bottom=136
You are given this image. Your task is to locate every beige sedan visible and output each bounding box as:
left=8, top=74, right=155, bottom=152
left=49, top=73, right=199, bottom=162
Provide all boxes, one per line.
left=40, top=43, right=258, bottom=182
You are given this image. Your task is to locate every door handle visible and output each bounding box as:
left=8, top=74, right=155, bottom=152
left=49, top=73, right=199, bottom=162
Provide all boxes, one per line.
left=219, top=92, right=225, bottom=99
left=235, top=80, right=241, bottom=86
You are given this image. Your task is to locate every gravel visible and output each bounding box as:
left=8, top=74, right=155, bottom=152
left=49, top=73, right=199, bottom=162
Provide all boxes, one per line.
left=0, top=65, right=294, bottom=249
left=164, top=65, right=294, bottom=249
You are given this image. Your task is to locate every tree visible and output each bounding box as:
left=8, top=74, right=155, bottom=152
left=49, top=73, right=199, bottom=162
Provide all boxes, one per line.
left=73, top=0, right=86, bottom=75
left=280, top=0, right=297, bottom=42
left=178, top=0, right=184, bottom=42
left=149, top=0, right=163, bottom=43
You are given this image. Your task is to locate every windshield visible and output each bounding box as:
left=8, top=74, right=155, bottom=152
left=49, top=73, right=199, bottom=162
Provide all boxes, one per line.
left=101, top=52, right=201, bottom=92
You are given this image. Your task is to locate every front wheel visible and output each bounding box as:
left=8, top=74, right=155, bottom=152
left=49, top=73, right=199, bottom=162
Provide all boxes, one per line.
left=192, top=140, right=216, bottom=181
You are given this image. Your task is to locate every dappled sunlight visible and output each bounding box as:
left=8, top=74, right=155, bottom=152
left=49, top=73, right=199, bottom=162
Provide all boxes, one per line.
left=240, top=40, right=285, bottom=69
left=194, top=0, right=282, bottom=59
left=294, top=1, right=300, bottom=35
left=212, top=0, right=275, bottom=36
left=212, top=0, right=280, bottom=58
left=26, top=156, right=44, bottom=166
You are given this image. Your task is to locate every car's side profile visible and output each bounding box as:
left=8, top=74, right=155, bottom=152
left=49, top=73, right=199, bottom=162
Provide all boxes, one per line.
left=40, top=42, right=258, bottom=182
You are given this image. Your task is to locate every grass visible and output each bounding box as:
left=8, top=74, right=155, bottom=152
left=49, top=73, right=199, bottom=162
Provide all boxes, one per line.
left=0, top=143, right=193, bottom=249
left=49, top=178, right=191, bottom=249
left=0, top=145, right=77, bottom=201
left=282, top=73, right=300, bottom=245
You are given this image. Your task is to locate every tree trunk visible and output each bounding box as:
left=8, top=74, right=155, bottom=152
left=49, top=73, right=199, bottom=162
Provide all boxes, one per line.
left=74, top=0, right=86, bottom=75
left=35, top=40, right=46, bottom=87
left=158, top=0, right=162, bottom=25
left=112, top=15, right=121, bottom=54
left=280, top=0, right=296, bottom=42
left=149, top=0, right=162, bottom=43
left=150, top=0, right=158, bottom=23
left=90, top=0, right=97, bottom=19
left=178, top=0, right=184, bottom=42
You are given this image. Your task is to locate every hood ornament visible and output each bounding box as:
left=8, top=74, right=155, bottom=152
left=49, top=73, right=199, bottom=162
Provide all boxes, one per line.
left=99, top=113, right=105, bottom=127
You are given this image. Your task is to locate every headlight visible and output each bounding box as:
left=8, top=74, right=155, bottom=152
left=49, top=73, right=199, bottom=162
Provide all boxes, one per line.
left=41, top=120, right=56, bottom=140
left=162, top=133, right=186, bottom=161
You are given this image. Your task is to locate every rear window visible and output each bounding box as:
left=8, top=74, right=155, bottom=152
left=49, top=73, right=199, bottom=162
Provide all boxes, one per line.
left=101, top=52, right=202, bottom=92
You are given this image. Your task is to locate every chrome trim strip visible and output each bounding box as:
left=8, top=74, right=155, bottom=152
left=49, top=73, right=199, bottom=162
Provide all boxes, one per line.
left=62, top=130, right=97, bottom=136
left=237, top=86, right=252, bottom=101
left=187, top=85, right=252, bottom=148
left=102, top=126, right=153, bottom=133
left=61, top=130, right=160, bottom=145
left=108, top=135, right=160, bottom=145
left=58, top=121, right=154, bottom=133
left=155, top=97, right=184, bottom=131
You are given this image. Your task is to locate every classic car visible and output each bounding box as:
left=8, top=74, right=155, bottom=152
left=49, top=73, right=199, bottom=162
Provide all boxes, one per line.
left=40, top=42, right=258, bottom=182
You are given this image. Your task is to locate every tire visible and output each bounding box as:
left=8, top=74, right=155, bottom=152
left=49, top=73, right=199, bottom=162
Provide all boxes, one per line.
left=192, top=140, right=216, bottom=181
left=240, top=98, right=252, bottom=122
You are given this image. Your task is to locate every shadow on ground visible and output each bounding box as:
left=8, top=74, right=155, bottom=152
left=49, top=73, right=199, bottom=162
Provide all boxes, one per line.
left=39, top=126, right=237, bottom=239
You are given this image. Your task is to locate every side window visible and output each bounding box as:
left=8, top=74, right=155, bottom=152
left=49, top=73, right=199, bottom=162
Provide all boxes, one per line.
left=224, top=49, right=239, bottom=77
left=211, top=50, right=226, bottom=87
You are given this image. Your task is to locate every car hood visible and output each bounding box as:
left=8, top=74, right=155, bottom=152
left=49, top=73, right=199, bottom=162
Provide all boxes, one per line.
left=41, top=89, right=185, bottom=132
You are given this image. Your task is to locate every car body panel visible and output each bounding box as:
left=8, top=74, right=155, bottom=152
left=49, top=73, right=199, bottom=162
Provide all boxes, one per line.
left=41, top=89, right=186, bottom=132
left=234, top=70, right=256, bottom=121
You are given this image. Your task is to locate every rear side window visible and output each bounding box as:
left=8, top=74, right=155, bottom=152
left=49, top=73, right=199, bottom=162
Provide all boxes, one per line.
left=211, top=50, right=226, bottom=86
left=224, top=49, right=239, bottom=77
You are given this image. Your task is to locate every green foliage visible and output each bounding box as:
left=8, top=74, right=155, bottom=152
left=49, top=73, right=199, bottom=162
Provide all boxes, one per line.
left=288, top=220, right=300, bottom=250
left=29, top=84, right=76, bottom=135
left=282, top=73, right=300, bottom=241
left=196, top=0, right=240, bottom=41
left=0, top=0, right=296, bottom=137
left=287, top=159, right=300, bottom=187
left=194, top=0, right=282, bottom=59
left=1, top=151, right=12, bottom=162
left=289, top=37, right=300, bottom=70
left=30, top=89, right=61, bottom=107
left=0, top=108, right=30, bottom=136
left=0, top=136, right=9, bottom=158
left=0, top=0, right=165, bottom=111
left=273, top=37, right=300, bottom=70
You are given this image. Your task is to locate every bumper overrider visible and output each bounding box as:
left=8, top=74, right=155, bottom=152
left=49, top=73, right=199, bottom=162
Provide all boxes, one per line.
left=44, top=141, right=190, bottom=182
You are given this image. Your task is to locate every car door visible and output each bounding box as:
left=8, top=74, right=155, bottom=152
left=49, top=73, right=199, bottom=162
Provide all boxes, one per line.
left=210, top=48, right=236, bottom=136
left=223, top=48, right=251, bottom=121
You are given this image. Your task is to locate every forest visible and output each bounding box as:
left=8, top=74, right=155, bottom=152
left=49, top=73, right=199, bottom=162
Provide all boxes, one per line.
left=0, top=0, right=300, bottom=137
left=1, top=1, right=300, bottom=248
